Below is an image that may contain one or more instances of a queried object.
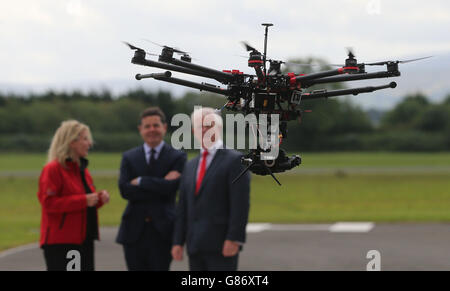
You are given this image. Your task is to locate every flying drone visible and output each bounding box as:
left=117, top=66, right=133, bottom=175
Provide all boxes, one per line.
left=124, top=24, right=431, bottom=185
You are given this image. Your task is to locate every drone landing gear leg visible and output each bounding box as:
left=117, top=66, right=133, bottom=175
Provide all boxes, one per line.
left=232, top=160, right=282, bottom=186
left=232, top=161, right=257, bottom=184
left=261, top=162, right=282, bottom=186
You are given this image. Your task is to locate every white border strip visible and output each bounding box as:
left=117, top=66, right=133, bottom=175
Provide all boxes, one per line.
left=329, top=222, right=375, bottom=233
left=271, top=224, right=332, bottom=231
left=246, top=223, right=272, bottom=233
left=246, top=222, right=375, bottom=233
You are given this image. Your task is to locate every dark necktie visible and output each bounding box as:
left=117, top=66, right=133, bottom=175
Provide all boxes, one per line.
left=149, top=148, right=156, bottom=166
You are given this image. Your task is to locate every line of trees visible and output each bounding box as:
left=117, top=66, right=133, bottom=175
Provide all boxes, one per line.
left=285, top=92, right=450, bottom=151
left=0, top=89, right=449, bottom=152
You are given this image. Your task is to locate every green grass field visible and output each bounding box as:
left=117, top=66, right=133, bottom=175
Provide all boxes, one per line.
left=1, top=152, right=450, bottom=251
left=2, top=152, right=450, bottom=171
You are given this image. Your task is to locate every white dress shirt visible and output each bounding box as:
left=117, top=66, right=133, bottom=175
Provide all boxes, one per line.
left=196, top=139, right=223, bottom=179
left=143, top=140, right=165, bottom=164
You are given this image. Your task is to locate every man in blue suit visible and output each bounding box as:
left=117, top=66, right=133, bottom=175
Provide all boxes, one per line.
left=116, top=107, right=187, bottom=271
left=171, top=107, right=251, bottom=271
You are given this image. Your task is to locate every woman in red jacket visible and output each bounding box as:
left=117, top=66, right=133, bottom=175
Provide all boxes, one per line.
left=37, top=120, right=110, bottom=271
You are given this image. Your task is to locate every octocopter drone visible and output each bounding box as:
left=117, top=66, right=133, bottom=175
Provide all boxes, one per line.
left=125, top=24, right=430, bottom=185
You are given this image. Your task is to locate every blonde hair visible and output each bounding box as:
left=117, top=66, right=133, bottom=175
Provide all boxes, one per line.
left=47, top=120, right=93, bottom=165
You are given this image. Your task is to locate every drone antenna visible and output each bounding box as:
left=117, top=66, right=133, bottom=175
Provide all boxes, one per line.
left=262, top=23, right=273, bottom=82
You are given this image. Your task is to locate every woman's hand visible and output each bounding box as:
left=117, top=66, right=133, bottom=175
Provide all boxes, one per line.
left=86, top=193, right=99, bottom=207
left=99, top=190, right=110, bottom=204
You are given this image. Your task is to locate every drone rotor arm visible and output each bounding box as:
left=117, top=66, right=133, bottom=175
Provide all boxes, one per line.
left=169, top=58, right=235, bottom=83
left=150, top=74, right=231, bottom=96
left=132, top=57, right=223, bottom=80
left=294, top=67, right=355, bottom=83
left=304, top=70, right=400, bottom=87
left=136, top=71, right=172, bottom=80
left=301, top=82, right=397, bottom=100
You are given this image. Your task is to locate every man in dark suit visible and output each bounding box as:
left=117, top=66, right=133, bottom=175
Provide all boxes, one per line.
left=171, top=107, right=251, bottom=271
left=116, top=107, right=187, bottom=271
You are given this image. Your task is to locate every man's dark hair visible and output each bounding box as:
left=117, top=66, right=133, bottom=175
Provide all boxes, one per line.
left=140, top=107, right=166, bottom=124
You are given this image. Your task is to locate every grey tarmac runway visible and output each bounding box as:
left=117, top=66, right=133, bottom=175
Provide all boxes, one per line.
left=1, top=223, right=450, bottom=271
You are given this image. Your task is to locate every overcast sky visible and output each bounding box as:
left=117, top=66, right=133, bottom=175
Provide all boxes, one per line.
left=1, top=0, right=450, bottom=108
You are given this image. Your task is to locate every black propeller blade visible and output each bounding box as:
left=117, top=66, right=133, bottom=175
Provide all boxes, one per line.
left=241, top=41, right=260, bottom=53
left=123, top=41, right=144, bottom=51
left=365, top=56, right=433, bottom=66
left=323, top=47, right=357, bottom=67
left=122, top=41, right=158, bottom=57
left=143, top=39, right=188, bottom=55
left=346, top=47, right=356, bottom=59
left=327, top=55, right=432, bottom=68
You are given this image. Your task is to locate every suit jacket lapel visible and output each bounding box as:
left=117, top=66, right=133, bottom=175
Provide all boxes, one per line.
left=196, top=149, right=225, bottom=196
left=137, top=145, right=148, bottom=170
left=158, top=142, right=167, bottom=160
left=190, top=155, right=200, bottom=198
